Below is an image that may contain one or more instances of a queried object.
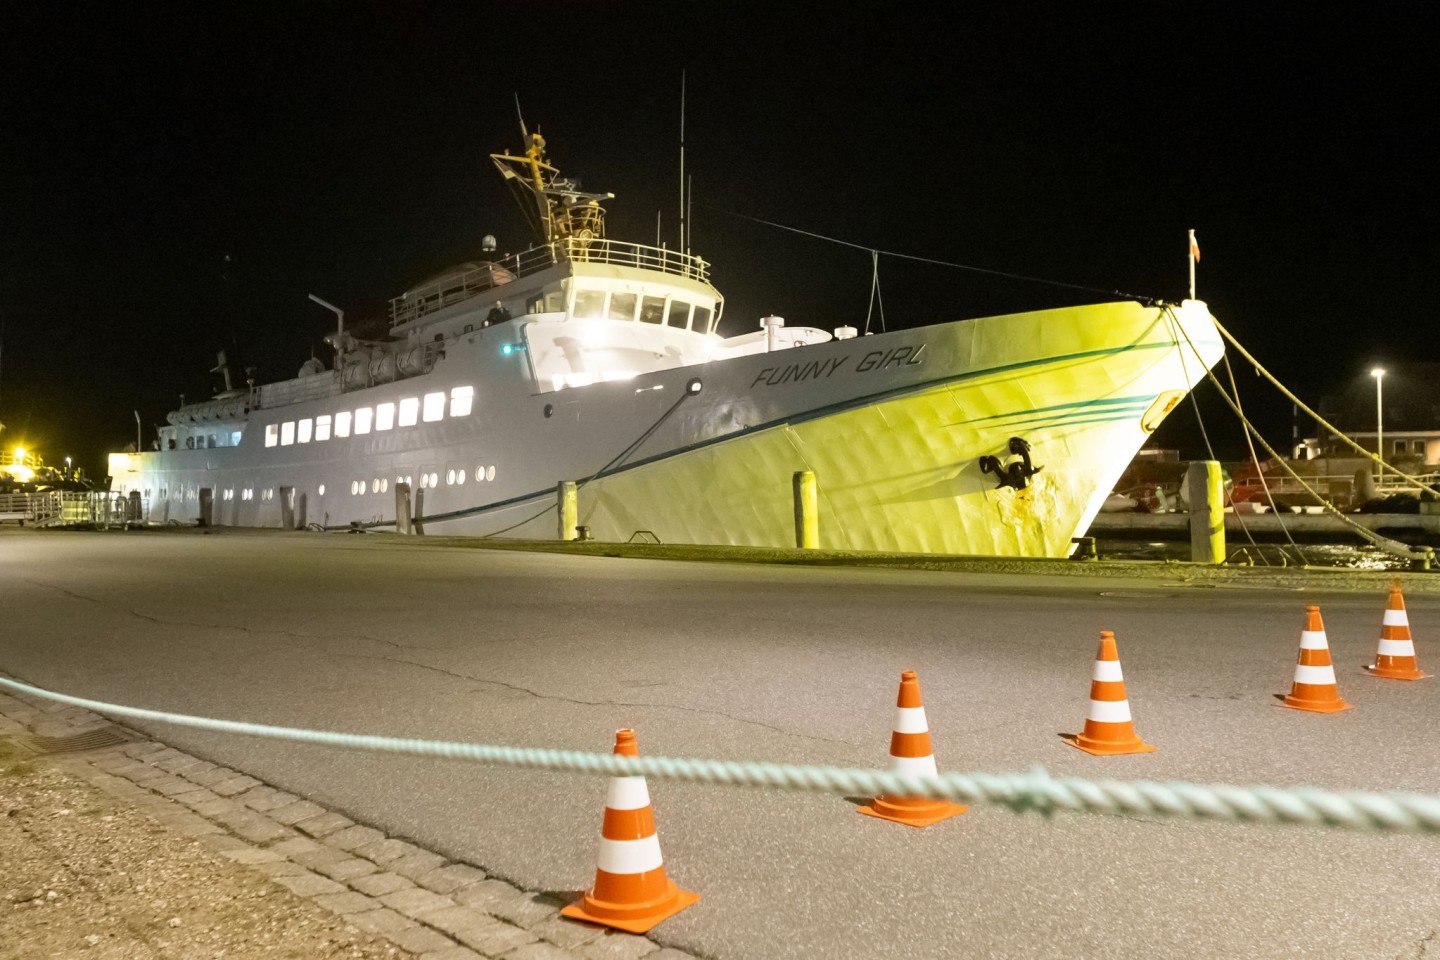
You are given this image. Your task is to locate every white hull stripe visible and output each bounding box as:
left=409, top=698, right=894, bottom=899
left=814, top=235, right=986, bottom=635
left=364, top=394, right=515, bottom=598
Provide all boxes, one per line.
left=1092, top=660, right=1124, bottom=682
left=1293, top=664, right=1337, bottom=685
left=1383, top=610, right=1409, bottom=627
left=893, top=706, right=929, bottom=734
left=596, top=834, right=664, bottom=874
left=1377, top=639, right=1416, bottom=657
left=604, top=776, right=651, bottom=811
left=890, top=754, right=939, bottom=777
left=1299, top=630, right=1330, bottom=650
left=1088, top=699, right=1133, bottom=723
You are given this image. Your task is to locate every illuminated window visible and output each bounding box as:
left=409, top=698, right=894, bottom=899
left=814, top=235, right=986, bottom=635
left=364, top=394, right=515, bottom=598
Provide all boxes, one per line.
left=376, top=402, right=396, bottom=431
left=380, top=478, right=388, bottom=493
left=476, top=467, right=485, bottom=482
left=297, top=419, right=313, bottom=443
left=486, top=465, right=495, bottom=482
left=446, top=469, right=456, bottom=486
left=354, top=407, right=373, bottom=435
left=280, top=422, right=296, bottom=446
left=450, top=386, right=474, bottom=417
left=429, top=471, right=439, bottom=488
left=399, top=397, right=420, bottom=427
left=419, top=474, right=428, bottom=489
left=265, top=424, right=279, bottom=447
left=335, top=411, right=352, bottom=438
left=456, top=468, right=465, bottom=485
left=318, top=484, right=326, bottom=496
left=231, top=431, right=242, bottom=445
left=573, top=289, right=605, bottom=320
left=422, top=392, right=445, bottom=422
left=350, top=480, right=358, bottom=496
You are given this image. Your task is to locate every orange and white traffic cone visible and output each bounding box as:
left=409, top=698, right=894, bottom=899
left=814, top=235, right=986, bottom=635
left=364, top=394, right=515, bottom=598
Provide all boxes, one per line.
left=858, top=670, right=967, bottom=827
left=561, top=729, right=699, bottom=934
left=1364, top=585, right=1430, bottom=681
left=1279, top=605, right=1353, bottom=712
left=1062, top=631, right=1156, bottom=756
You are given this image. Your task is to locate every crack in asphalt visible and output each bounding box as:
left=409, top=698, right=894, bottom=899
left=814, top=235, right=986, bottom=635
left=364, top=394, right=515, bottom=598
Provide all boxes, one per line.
left=346, top=653, right=858, bottom=748
left=16, top=576, right=423, bottom=653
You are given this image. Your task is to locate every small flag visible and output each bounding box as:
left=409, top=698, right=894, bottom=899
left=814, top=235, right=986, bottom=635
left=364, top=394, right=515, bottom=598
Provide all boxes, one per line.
left=1189, top=231, right=1201, bottom=263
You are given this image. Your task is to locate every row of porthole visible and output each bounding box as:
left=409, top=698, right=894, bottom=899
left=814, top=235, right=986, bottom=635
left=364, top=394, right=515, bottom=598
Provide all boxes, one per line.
left=219, top=489, right=270, bottom=502
left=339, top=466, right=498, bottom=496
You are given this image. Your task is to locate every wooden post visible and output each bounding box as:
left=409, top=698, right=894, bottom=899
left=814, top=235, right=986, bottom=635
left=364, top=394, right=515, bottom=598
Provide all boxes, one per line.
left=793, top=469, right=818, bottom=549
left=558, top=480, right=578, bottom=541
left=1186, top=461, right=1224, bottom=564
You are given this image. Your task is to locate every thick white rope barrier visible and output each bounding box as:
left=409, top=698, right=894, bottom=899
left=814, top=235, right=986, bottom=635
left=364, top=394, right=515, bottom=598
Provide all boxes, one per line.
left=3, top=675, right=1439, bottom=834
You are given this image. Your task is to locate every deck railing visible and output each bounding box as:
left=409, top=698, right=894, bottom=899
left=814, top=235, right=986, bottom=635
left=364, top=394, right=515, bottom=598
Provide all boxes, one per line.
left=387, top=239, right=711, bottom=327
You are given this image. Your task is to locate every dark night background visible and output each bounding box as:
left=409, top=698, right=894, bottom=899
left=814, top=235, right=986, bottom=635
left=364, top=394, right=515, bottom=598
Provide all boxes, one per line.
left=1, top=3, right=1436, bottom=477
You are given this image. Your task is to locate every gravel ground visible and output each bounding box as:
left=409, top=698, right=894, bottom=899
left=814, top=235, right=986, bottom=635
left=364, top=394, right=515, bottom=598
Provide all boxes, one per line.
left=0, top=740, right=411, bottom=960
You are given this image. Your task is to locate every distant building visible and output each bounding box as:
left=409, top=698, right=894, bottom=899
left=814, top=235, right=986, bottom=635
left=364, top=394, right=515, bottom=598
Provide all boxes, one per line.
left=1311, top=363, right=1440, bottom=469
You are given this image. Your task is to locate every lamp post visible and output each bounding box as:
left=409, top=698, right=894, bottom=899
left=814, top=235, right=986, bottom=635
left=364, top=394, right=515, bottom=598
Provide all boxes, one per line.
left=1371, top=367, right=1386, bottom=487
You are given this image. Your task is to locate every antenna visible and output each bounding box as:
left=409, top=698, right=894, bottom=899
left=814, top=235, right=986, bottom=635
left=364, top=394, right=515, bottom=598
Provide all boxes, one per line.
left=678, top=70, right=686, bottom=254
left=514, top=93, right=528, bottom=141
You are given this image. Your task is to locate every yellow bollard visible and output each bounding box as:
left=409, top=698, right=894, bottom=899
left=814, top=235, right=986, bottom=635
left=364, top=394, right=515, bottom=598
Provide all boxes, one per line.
left=557, top=480, right=579, bottom=541
left=793, top=470, right=818, bottom=549
left=1186, top=460, right=1224, bottom=564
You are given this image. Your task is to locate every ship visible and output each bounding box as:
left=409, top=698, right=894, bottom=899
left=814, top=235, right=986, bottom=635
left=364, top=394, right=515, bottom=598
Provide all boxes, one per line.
left=107, top=127, right=1225, bottom=557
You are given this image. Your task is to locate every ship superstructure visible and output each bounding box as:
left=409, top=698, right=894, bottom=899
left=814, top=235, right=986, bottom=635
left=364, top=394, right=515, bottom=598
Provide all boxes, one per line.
left=109, top=128, right=1225, bottom=557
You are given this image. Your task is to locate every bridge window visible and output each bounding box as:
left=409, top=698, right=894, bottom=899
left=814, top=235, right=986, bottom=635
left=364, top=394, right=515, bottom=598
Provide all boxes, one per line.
left=399, top=397, right=420, bottom=427
left=354, top=407, right=373, bottom=435
left=573, top=289, right=606, bottom=321
left=297, top=419, right=313, bottom=443
left=450, top=386, right=474, bottom=417
left=638, top=295, right=665, bottom=324
left=666, top=299, right=691, bottom=328
left=264, top=424, right=279, bottom=447
left=315, top=415, right=332, bottom=441
left=692, top=305, right=713, bottom=332
left=335, top=411, right=352, bottom=438
left=423, top=392, right=445, bottom=422
left=608, top=292, right=637, bottom=322
left=376, top=402, right=396, bottom=431
left=280, top=421, right=296, bottom=446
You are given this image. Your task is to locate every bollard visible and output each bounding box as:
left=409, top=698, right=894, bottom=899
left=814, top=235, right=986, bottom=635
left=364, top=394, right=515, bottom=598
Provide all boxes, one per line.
left=793, top=469, right=818, bottom=549
left=557, top=480, right=579, bottom=541
left=1186, top=460, right=1224, bottom=564
left=394, top=482, right=412, bottom=535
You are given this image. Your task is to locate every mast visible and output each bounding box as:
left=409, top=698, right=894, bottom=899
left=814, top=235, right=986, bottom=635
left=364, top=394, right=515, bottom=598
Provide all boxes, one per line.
left=679, top=70, right=686, bottom=254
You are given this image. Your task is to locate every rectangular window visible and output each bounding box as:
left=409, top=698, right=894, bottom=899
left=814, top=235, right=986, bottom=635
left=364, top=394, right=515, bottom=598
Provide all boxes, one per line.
left=1414, top=440, right=1427, bottom=455
left=423, top=392, right=446, bottom=422
left=692, top=305, right=713, bottom=332
left=375, top=402, right=396, bottom=431
left=231, top=431, right=243, bottom=446
left=297, top=418, right=313, bottom=443
left=335, top=411, right=352, bottom=438
left=280, top=422, right=296, bottom=446
left=666, top=299, right=691, bottom=328
left=608, top=292, right=637, bottom=322
left=314, top=415, right=332, bottom=442
left=573, top=289, right=606, bottom=320
left=265, top=424, right=279, bottom=447
left=354, top=407, right=374, bottom=435
left=638, top=295, right=665, bottom=323
left=450, top=386, right=474, bottom=418
left=399, top=397, right=420, bottom=427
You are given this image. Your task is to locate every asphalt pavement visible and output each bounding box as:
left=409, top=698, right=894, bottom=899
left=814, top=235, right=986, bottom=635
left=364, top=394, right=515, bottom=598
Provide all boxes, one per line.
left=2, top=526, right=1437, bottom=959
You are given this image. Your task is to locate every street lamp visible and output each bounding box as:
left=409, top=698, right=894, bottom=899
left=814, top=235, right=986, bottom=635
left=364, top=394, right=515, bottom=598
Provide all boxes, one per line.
left=64, top=456, right=72, bottom=476
left=1371, top=367, right=1386, bottom=487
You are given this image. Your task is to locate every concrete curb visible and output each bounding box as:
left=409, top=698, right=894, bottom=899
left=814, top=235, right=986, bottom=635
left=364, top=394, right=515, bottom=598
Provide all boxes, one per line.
left=0, top=686, right=698, bottom=960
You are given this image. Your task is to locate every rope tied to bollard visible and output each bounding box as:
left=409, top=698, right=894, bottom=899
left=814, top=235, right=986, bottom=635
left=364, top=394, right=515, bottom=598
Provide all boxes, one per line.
left=2, top=675, right=1439, bottom=834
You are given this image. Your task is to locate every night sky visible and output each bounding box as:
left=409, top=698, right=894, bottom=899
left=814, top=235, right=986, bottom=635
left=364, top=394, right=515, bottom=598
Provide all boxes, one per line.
left=2, top=3, right=1436, bottom=477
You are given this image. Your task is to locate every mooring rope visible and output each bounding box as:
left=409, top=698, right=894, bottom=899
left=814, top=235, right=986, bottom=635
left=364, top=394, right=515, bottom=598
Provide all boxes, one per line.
left=3, top=676, right=1438, bottom=834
